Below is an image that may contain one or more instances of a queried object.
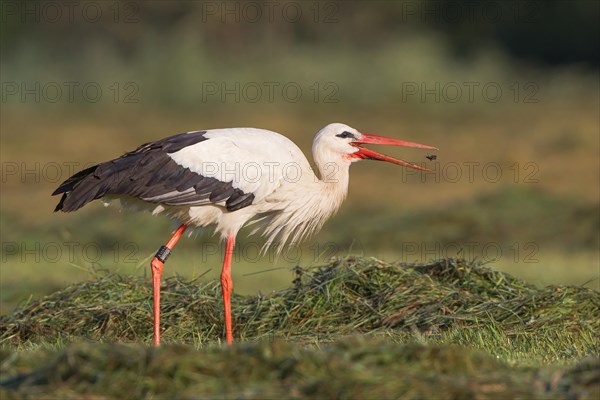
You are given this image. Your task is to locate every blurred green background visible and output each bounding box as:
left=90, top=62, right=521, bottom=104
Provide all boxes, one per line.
left=1, top=0, right=598, bottom=313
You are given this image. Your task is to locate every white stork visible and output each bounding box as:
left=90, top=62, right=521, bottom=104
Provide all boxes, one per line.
left=53, top=123, right=437, bottom=346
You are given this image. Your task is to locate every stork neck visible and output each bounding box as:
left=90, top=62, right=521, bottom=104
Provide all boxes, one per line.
left=315, top=161, right=350, bottom=185
left=312, top=146, right=351, bottom=181
left=311, top=157, right=351, bottom=210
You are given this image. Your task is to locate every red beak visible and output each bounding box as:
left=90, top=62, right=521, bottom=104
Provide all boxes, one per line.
left=351, top=133, right=438, bottom=172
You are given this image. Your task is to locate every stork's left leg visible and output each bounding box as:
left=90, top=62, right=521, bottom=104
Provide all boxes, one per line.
left=151, top=224, right=187, bottom=346
left=221, top=233, right=236, bottom=345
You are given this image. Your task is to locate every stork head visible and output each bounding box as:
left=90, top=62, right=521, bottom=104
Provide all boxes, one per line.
left=312, top=123, right=438, bottom=172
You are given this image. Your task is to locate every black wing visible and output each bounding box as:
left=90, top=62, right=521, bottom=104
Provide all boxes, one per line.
left=52, top=131, right=255, bottom=212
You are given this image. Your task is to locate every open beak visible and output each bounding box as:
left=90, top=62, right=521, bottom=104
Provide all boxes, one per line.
left=351, top=133, right=438, bottom=172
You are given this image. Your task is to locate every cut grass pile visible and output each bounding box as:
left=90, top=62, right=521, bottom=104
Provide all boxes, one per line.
left=1, top=257, right=599, bottom=398
left=1, top=257, right=598, bottom=360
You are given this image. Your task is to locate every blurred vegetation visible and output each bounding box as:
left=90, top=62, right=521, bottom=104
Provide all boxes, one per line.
left=2, top=1, right=599, bottom=112
left=2, top=340, right=599, bottom=399
left=3, top=1, right=599, bottom=67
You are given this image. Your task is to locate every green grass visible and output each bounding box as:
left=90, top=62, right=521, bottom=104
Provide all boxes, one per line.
left=0, top=257, right=598, bottom=398
left=2, top=339, right=599, bottom=399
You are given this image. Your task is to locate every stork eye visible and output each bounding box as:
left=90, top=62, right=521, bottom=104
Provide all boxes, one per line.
left=336, top=131, right=356, bottom=139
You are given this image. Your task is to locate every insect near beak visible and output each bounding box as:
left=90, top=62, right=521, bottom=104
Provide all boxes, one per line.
left=351, top=133, right=438, bottom=172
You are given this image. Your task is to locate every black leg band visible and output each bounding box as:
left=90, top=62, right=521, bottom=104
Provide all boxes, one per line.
left=155, top=245, right=172, bottom=263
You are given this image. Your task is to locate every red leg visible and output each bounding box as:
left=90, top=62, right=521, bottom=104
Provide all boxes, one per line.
left=221, top=233, right=236, bottom=345
left=151, top=224, right=187, bottom=346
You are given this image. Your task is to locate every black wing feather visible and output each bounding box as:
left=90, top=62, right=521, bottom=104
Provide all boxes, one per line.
left=53, top=131, right=255, bottom=212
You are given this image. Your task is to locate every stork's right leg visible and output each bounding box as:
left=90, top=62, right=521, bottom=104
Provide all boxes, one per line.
left=151, top=224, right=187, bottom=346
left=220, top=233, right=236, bottom=345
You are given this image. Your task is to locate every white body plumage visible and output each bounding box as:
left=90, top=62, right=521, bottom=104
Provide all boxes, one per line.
left=116, top=124, right=355, bottom=253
